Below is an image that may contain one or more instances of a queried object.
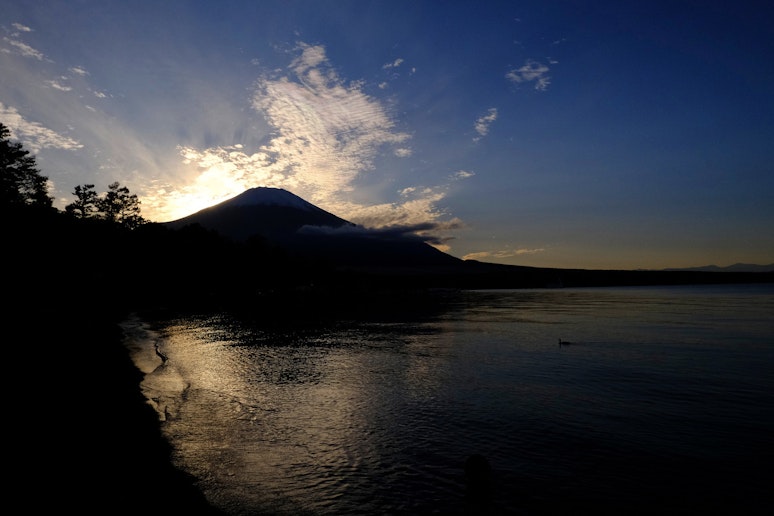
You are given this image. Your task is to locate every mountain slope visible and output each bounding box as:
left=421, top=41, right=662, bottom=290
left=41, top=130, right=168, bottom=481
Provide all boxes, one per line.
left=163, top=187, right=462, bottom=269
left=164, top=187, right=355, bottom=242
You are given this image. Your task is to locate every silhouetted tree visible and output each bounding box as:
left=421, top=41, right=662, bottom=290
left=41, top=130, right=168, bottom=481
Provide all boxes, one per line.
left=97, top=181, right=147, bottom=229
left=65, top=183, right=100, bottom=219
left=0, top=122, right=53, bottom=211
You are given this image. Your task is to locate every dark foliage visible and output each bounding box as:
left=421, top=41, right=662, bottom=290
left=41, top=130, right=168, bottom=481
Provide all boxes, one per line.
left=0, top=122, right=53, bottom=213
left=64, top=183, right=99, bottom=219
left=64, top=181, right=147, bottom=229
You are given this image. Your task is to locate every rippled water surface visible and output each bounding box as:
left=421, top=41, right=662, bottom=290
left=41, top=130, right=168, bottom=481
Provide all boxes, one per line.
left=126, top=284, right=774, bottom=514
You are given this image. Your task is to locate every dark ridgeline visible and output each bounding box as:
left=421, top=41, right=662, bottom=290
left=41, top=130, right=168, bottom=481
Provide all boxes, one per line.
left=155, top=187, right=774, bottom=304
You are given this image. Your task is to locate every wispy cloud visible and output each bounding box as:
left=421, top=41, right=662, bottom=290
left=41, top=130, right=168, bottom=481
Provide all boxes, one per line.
left=0, top=102, right=82, bottom=153
left=252, top=43, right=410, bottom=202
left=452, top=170, right=475, bottom=180
left=382, top=58, right=404, bottom=69
left=46, top=78, right=73, bottom=91
left=298, top=219, right=461, bottom=247
left=463, top=247, right=545, bottom=261
left=379, top=57, right=412, bottom=90
left=506, top=59, right=551, bottom=91
left=341, top=185, right=450, bottom=229
left=2, top=36, right=46, bottom=60
left=473, top=108, right=498, bottom=141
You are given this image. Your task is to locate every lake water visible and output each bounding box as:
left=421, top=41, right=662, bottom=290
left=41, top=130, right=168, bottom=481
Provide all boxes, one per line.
left=123, top=284, right=774, bottom=515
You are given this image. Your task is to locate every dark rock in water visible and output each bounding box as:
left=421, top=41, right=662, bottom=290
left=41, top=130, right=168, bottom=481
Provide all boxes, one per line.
left=465, top=454, right=493, bottom=500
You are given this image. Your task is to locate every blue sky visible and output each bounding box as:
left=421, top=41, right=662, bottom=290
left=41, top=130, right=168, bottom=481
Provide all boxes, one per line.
left=2, top=0, right=773, bottom=269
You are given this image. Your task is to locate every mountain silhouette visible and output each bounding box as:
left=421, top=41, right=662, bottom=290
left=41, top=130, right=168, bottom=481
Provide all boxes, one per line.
left=161, top=187, right=774, bottom=289
left=164, top=187, right=463, bottom=270
left=165, top=188, right=354, bottom=241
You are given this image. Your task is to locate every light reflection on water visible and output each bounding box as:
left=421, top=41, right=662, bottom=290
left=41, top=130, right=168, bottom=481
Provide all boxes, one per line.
left=129, top=284, right=774, bottom=514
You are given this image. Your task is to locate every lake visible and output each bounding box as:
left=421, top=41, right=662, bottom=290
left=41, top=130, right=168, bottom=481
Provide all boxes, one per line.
left=123, top=283, right=774, bottom=515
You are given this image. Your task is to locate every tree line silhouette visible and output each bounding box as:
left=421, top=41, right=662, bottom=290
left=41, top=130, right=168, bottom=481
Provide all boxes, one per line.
left=1, top=122, right=330, bottom=312
left=2, top=123, right=146, bottom=229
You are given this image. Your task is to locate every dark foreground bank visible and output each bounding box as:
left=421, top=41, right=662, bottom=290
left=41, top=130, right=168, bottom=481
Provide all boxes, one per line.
left=9, top=304, right=223, bottom=515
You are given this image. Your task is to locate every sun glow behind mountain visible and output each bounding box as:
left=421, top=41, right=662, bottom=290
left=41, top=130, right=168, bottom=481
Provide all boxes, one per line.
left=138, top=43, right=464, bottom=250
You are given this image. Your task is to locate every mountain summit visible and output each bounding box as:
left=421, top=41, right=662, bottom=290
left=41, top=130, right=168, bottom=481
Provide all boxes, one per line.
left=224, top=187, right=325, bottom=211
left=164, top=187, right=462, bottom=269
left=165, top=187, right=355, bottom=243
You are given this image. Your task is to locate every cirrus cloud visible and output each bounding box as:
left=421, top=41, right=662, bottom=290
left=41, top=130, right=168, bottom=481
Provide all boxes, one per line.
left=506, top=59, right=551, bottom=91
left=463, top=247, right=546, bottom=262
left=0, top=102, right=83, bottom=153
left=473, top=108, right=498, bottom=141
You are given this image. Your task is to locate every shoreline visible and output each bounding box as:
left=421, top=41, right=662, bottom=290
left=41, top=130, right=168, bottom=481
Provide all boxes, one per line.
left=12, top=304, right=223, bottom=514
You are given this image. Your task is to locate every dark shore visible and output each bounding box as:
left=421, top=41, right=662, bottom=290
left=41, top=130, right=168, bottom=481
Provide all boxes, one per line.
left=11, top=303, right=223, bottom=515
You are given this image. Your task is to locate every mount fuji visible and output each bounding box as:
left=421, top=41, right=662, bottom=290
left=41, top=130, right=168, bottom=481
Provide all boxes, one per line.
left=163, top=187, right=463, bottom=269
left=165, top=187, right=355, bottom=242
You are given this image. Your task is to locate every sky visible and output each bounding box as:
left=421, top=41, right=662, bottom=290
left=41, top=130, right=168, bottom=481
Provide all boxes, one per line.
left=2, top=0, right=773, bottom=270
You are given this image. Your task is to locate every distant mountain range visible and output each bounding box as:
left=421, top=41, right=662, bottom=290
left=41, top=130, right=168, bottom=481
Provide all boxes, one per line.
left=162, top=187, right=774, bottom=289
left=662, top=263, right=774, bottom=273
